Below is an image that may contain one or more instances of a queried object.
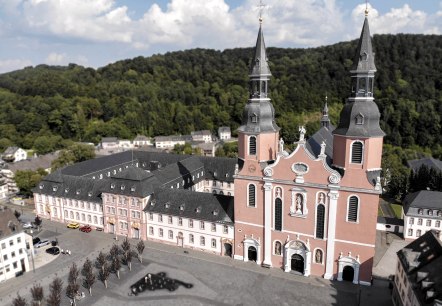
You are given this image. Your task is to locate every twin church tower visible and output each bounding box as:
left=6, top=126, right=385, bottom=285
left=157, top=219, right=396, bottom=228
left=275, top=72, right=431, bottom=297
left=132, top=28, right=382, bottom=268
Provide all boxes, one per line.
left=233, top=13, right=384, bottom=284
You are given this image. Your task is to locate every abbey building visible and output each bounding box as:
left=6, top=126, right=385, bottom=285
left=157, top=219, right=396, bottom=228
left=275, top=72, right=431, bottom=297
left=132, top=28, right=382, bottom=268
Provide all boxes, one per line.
left=33, top=14, right=384, bottom=285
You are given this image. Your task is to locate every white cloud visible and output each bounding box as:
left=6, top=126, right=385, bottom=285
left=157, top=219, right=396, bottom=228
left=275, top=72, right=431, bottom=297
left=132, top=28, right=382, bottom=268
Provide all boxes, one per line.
left=45, top=52, right=66, bottom=65
left=350, top=3, right=440, bottom=36
left=0, top=58, right=33, bottom=73
left=21, top=0, right=132, bottom=42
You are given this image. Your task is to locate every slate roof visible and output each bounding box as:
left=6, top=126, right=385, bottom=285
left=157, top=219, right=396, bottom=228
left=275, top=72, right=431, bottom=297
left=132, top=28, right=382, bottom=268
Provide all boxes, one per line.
left=0, top=207, right=22, bottom=238
left=3, top=147, right=20, bottom=155
left=351, top=17, right=376, bottom=72
left=155, top=135, right=192, bottom=142
left=34, top=174, right=108, bottom=203
left=377, top=216, right=404, bottom=226
left=403, top=191, right=442, bottom=217
left=408, top=157, right=442, bottom=173
left=5, top=152, right=59, bottom=173
left=306, top=125, right=335, bottom=161
left=218, top=126, right=231, bottom=133
left=153, top=156, right=204, bottom=186
left=199, top=156, right=236, bottom=183
left=146, top=188, right=234, bottom=224
left=397, top=230, right=442, bottom=305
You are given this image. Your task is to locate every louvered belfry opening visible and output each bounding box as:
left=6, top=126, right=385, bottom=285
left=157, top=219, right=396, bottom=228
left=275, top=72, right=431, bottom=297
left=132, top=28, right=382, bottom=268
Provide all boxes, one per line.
left=348, top=196, right=359, bottom=222
left=249, top=136, right=257, bottom=155
left=351, top=142, right=363, bottom=163
left=248, top=185, right=256, bottom=207
left=274, top=198, right=282, bottom=231
left=316, top=204, right=325, bottom=239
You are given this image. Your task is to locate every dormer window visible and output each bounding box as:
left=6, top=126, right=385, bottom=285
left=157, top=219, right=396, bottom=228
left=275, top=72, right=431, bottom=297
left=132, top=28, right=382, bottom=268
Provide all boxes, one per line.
left=110, top=183, right=115, bottom=189
left=64, top=188, right=69, bottom=193
left=251, top=113, right=258, bottom=123
left=165, top=202, right=170, bottom=209
left=418, top=209, right=423, bottom=215
left=52, top=186, right=58, bottom=192
left=121, top=185, right=125, bottom=191
left=195, top=206, right=201, bottom=213
left=179, top=205, right=185, bottom=211
left=150, top=200, right=156, bottom=206
left=355, top=113, right=364, bottom=125
left=428, top=210, right=433, bottom=216
left=360, top=52, right=368, bottom=61
left=76, top=189, right=81, bottom=195
left=130, top=186, right=135, bottom=192
left=39, top=184, right=44, bottom=189
left=213, top=209, right=219, bottom=216
left=88, top=192, right=92, bottom=197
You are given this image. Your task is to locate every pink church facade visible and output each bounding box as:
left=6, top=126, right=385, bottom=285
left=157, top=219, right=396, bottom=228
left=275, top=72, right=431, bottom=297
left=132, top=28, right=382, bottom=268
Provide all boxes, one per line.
left=234, top=15, right=384, bottom=285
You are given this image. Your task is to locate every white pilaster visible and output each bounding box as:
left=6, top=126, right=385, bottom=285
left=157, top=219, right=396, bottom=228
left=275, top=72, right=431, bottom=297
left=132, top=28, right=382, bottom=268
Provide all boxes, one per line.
left=262, top=181, right=273, bottom=267
left=324, top=189, right=339, bottom=279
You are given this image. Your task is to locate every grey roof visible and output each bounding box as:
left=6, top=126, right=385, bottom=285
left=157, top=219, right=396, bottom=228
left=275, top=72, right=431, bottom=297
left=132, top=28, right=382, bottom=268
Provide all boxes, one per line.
left=5, top=152, right=59, bottom=173
left=218, top=126, right=231, bottom=133
left=155, top=135, right=191, bottom=142
left=249, top=24, right=271, bottom=77
left=333, top=99, right=385, bottom=137
left=238, top=100, right=280, bottom=134
left=408, top=157, right=442, bottom=173
left=0, top=208, right=22, bottom=238
left=351, top=17, right=376, bottom=73
left=306, top=125, right=334, bottom=162
left=397, top=230, right=442, bottom=305
left=3, top=147, right=20, bottom=155
left=199, top=156, right=236, bottom=183
left=112, top=166, right=154, bottom=181
left=34, top=174, right=108, bottom=203
left=191, top=130, right=211, bottom=136
left=403, top=191, right=442, bottom=217
left=146, top=188, right=234, bottom=224
left=154, top=156, right=204, bottom=186
left=101, top=137, right=118, bottom=143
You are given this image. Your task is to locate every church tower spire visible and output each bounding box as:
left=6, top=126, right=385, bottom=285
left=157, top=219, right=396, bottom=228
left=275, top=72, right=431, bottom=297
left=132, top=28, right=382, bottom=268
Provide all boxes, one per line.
left=320, top=96, right=330, bottom=129
left=332, top=13, right=385, bottom=172
left=237, top=19, right=279, bottom=163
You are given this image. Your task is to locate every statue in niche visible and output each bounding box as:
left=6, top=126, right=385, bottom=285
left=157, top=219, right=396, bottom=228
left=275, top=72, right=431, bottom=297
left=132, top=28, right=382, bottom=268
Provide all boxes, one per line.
left=275, top=188, right=281, bottom=198
left=319, top=193, right=325, bottom=204
left=279, top=138, right=284, bottom=153
left=315, top=249, right=323, bottom=263
left=274, top=242, right=281, bottom=255
left=296, top=194, right=303, bottom=213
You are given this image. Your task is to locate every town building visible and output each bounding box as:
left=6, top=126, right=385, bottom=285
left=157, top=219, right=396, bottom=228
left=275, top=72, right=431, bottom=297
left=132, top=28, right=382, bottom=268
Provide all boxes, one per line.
left=392, top=230, right=442, bottom=306
left=2, top=147, right=27, bottom=163
left=402, top=191, right=442, bottom=240
left=218, top=126, right=231, bottom=141
left=133, top=135, right=152, bottom=147
left=33, top=13, right=384, bottom=285
left=0, top=207, right=33, bottom=282
left=191, top=130, right=213, bottom=143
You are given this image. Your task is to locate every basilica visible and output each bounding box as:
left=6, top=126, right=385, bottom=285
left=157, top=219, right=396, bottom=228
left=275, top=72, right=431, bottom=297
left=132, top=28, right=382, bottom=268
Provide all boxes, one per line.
left=33, top=12, right=384, bottom=285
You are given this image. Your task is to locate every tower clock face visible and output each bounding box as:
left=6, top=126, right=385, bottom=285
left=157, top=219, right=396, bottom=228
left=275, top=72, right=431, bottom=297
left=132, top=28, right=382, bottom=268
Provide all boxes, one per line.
left=248, top=164, right=256, bottom=173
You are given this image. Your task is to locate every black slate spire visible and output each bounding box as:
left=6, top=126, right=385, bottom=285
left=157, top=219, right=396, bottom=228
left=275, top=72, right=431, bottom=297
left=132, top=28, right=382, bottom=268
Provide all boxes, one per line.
left=249, top=24, right=271, bottom=78
left=351, top=17, right=376, bottom=73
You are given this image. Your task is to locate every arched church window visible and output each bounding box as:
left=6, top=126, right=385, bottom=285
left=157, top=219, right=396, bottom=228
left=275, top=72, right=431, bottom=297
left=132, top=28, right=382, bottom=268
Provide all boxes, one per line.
left=316, top=204, right=325, bottom=239
left=248, top=184, right=256, bottom=207
left=274, top=198, right=282, bottom=231
left=315, top=249, right=323, bottom=264
left=351, top=141, right=363, bottom=164
left=347, top=196, right=359, bottom=222
left=249, top=136, right=257, bottom=155
left=274, top=241, right=282, bottom=255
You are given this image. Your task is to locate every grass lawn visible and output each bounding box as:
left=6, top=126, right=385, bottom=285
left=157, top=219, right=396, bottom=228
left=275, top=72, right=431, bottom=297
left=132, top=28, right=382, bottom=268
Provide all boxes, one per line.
left=390, top=204, right=403, bottom=219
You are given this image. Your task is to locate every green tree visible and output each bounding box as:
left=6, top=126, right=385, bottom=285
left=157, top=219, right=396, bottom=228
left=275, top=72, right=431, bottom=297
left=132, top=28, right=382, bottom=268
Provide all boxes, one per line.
left=14, top=169, right=47, bottom=197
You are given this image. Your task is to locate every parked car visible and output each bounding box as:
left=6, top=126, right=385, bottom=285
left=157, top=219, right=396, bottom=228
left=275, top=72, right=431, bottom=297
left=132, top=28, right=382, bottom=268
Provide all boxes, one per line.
left=22, top=222, right=33, bottom=229
left=67, top=222, right=80, bottom=229
left=46, top=247, right=60, bottom=255
left=96, top=227, right=103, bottom=231
left=32, top=237, right=41, bottom=245
left=34, top=239, right=50, bottom=248
left=79, top=225, right=92, bottom=233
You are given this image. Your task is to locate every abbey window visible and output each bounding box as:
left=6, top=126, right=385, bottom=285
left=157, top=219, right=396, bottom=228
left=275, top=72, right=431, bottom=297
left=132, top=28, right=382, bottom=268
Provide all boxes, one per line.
left=347, top=196, right=359, bottom=223
left=248, top=184, right=256, bottom=207
left=351, top=141, right=363, bottom=164
left=249, top=136, right=257, bottom=155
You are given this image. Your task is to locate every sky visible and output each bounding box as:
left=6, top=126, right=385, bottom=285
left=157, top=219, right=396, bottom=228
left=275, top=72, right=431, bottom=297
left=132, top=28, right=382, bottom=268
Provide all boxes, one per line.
left=0, top=0, right=440, bottom=73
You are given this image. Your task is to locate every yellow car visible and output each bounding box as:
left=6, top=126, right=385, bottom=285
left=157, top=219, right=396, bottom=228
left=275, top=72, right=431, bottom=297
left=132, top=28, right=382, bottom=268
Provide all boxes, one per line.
left=67, top=222, right=80, bottom=229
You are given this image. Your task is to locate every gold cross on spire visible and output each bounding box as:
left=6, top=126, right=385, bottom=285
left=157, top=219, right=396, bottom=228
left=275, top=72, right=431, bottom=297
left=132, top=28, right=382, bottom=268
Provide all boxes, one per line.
left=257, top=0, right=266, bottom=24
left=365, top=0, right=369, bottom=16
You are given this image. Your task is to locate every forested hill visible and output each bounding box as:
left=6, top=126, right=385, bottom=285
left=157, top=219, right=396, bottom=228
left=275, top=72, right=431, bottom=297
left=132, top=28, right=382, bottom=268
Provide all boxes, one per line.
left=0, top=34, right=441, bottom=157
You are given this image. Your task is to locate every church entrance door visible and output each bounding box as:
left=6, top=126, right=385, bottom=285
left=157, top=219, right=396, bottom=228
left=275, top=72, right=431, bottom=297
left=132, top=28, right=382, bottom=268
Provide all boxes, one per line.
left=248, top=246, right=257, bottom=262
left=291, top=254, right=304, bottom=274
left=342, top=266, right=354, bottom=282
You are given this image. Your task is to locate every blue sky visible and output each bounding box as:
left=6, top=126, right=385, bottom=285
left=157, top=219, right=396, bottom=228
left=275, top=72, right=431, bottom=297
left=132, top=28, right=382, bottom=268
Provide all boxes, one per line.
left=0, top=0, right=440, bottom=73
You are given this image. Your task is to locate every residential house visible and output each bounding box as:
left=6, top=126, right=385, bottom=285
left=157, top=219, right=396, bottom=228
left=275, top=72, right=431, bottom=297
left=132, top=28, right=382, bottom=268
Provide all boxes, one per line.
left=2, top=147, right=27, bottom=163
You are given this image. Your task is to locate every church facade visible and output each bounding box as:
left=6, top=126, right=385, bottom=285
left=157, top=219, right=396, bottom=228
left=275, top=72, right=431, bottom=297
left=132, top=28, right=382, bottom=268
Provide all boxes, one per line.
left=233, top=15, right=384, bottom=285
left=33, top=14, right=384, bottom=285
